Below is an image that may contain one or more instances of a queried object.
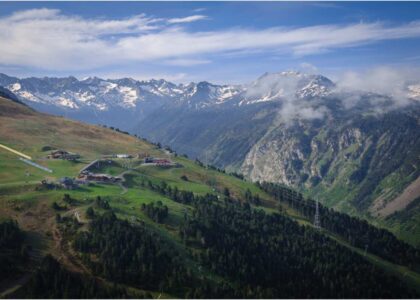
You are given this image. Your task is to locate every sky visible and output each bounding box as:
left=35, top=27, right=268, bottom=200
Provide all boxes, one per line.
left=1, top=1, right=420, bottom=84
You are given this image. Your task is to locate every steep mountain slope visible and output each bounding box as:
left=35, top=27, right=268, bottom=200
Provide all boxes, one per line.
left=0, top=96, right=419, bottom=298
left=136, top=73, right=420, bottom=245
left=242, top=106, right=420, bottom=209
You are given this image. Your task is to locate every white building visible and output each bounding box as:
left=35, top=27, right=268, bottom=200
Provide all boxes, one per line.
left=116, top=154, right=132, bottom=159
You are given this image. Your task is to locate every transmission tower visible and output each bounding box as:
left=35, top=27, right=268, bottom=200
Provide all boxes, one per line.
left=204, top=150, right=209, bottom=169
left=314, top=198, right=321, bottom=229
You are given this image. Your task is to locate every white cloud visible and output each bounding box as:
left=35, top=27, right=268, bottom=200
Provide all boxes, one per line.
left=244, top=66, right=420, bottom=123
left=163, top=58, right=211, bottom=66
left=277, top=99, right=329, bottom=123
left=1, top=9, right=420, bottom=72
left=337, top=67, right=409, bottom=94
left=7, top=8, right=61, bottom=21
left=167, top=15, right=208, bottom=24
left=335, top=67, right=420, bottom=108
left=300, top=63, right=318, bottom=74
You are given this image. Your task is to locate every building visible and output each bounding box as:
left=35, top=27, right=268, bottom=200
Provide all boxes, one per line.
left=155, top=159, right=172, bottom=166
left=143, top=157, right=176, bottom=167
left=77, top=172, right=121, bottom=183
left=47, top=150, right=80, bottom=161
left=74, top=179, right=89, bottom=185
left=144, top=156, right=154, bottom=163
left=39, top=179, right=57, bottom=190
left=116, top=154, right=132, bottom=159
left=59, top=177, right=78, bottom=189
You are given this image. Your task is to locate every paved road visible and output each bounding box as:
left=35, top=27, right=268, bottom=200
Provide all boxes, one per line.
left=79, top=159, right=99, bottom=174
left=117, top=170, right=132, bottom=195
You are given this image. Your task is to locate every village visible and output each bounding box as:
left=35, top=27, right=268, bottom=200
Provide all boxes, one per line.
left=1, top=142, right=181, bottom=192
left=45, top=149, right=181, bottom=190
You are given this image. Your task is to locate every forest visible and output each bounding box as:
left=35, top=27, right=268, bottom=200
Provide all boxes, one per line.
left=3, top=181, right=420, bottom=298
left=258, top=181, right=420, bottom=271
left=73, top=212, right=194, bottom=293
left=71, top=183, right=419, bottom=298
left=179, top=197, right=418, bottom=298
left=10, top=255, right=133, bottom=298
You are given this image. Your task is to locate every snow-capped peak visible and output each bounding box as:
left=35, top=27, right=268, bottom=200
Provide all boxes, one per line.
left=0, top=71, right=338, bottom=113
left=242, top=71, right=335, bottom=104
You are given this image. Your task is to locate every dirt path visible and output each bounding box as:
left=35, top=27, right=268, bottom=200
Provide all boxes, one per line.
left=0, top=201, right=92, bottom=296
left=117, top=170, right=132, bottom=195
left=51, top=223, right=90, bottom=275
left=79, top=159, right=99, bottom=174
left=119, top=182, right=128, bottom=194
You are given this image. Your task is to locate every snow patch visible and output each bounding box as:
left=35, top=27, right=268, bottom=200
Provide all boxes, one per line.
left=119, top=86, right=138, bottom=107
left=58, top=97, right=78, bottom=109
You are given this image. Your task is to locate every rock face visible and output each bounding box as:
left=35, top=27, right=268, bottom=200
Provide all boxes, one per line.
left=241, top=109, right=420, bottom=214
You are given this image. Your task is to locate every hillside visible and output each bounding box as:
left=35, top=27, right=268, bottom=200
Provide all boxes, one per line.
left=136, top=83, right=420, bottom=247
left=0, top=95, right=420, bottom=298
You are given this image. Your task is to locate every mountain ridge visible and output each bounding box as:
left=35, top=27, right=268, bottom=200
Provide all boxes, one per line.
left=0, top=71, right=346, bottom=113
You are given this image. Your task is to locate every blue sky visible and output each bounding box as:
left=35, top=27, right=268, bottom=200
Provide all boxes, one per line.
left=1, top=1, right=420, bottom=83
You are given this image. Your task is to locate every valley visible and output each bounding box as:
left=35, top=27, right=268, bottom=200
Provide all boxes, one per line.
left=1, top=71, right=419, bottom=248
left=0, top=93, right=419, bottom=297
left=0, top=92, right=418, bottom=298
left=1, top=1, right=420, bottom=298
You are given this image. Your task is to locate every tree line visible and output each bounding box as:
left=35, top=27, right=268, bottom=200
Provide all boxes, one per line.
left=140, top=179, right=219, bottom=205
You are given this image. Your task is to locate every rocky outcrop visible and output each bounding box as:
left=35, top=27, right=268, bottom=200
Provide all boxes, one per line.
left=241, top=109, right=420, bottom=214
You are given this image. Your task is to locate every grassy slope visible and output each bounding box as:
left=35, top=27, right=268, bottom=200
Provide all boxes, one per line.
left=0, top=96, right=280, bottom=291
left=0, top=96, right=419, bottom=295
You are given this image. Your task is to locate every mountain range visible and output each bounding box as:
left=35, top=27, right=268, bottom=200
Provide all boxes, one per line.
left=1, top=71, right=419, bottom=245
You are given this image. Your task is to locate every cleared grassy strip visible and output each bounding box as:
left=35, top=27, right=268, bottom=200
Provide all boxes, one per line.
left=19, top=158, right=52, bottom=173
left=0, top=143, right=32, bottom=160
left=265, top=197, right=420, bottom=292
left=327, top=232, right=420, bottom=293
